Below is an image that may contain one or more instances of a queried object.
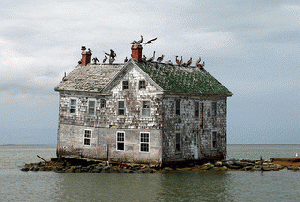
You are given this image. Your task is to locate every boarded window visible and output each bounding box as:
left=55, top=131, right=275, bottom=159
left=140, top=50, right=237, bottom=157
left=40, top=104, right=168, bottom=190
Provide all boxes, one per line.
left=84, top=130, right=91, bottom=146
left=142, top=101, right=150, bottom=116
left=212, top=132, right=217, bottom=149
left=175, top=100, right=180, bottom=115
left=118, top=101, right=125, bottom=115
left=116, top=132, right=125, bottom=151
left=88, top=100, right=95, bottom=115
left=212, top=101, right=217, bottom=116
left=140, top=133, right=150, bottom=152
left=175, top=133, right=181, bottom=152
left=139, top=80, right=146, bottom=89
left=195, top=101, right=199, bottom=118
left=100, top=99, right=106, bottom=108
left=70, top=99, right=76, bottom=113
left=122, top=81, right=129, bottom=90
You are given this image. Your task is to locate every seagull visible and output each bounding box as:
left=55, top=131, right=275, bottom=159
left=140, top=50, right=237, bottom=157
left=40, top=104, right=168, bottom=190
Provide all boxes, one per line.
left=147, top=51, right=155, bottom=62
left=103, top=55, right=107, bottom=63
left=186, top=57, right=192, bottom=66
left=166, top=60, right=173, bottom=65
left=195, top=57, right=201, bottom=65
left=175, top=56, right=182, bottom=66
left=124, top=56, right=128, bottom=63
left=142, top=55, right=147, bottom=61
left=131, top=35, right=143, bottom=45
left=143, top=37, right=157, bottom=45
left=157, top=54, right=164, bottom=63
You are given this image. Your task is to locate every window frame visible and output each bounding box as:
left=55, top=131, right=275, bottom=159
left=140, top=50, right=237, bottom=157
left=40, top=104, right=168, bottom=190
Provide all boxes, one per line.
left=212, top=101, right=217, bottom=116
left=142, top=100, right=151, bottom=117
left=88, top=99, right=96, bottom=116
left=84, top=129, right=92, bottom=146
left=211, top=131, right=217, bottom=149
left=140, top=132, right=150, bottom=153
left=118, top=100, right=125, bottom=116
left=116, top=131, right=125, bottom=151
left=100, top=99, right=106, bottom=108
left=122, top=80, right=129, bottom=90
left=139, top=80, right=146, bottom=90
left=195, top=101, right=199, bottom=118
left=70, top=98, right=77, bottom=114
left=175, top=133, right=181, bottom=152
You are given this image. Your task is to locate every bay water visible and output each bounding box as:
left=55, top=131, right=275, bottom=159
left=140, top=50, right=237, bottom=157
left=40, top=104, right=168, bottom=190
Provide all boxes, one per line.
left=1, top=144, right=300, bottom=201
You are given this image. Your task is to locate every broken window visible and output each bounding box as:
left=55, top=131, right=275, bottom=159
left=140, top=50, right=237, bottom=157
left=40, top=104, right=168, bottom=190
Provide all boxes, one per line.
left=139, top=80, right=146, bottom=89
left=195, top=101, right=199, bottom=118
left=212, top=132, right=217, bottom=149
left=122, top=81, right=129, bottom=90
left=116, top=132, right=125, bottom=151
left=175, top=100, right=180, bottom=115
left=212, top=101, right=217, bottom=116
left=70, top=99, right=76, bottom=113
left=84, top=130, right=92, bottom=146
left=140, top=133, right=150, bottom=152
left=88, top=100, right=95, bottom=115
left=100, top=99, right=106, bottom=108
left=175, top=133, right=181, bottom=152
left=142, top=101, right=150, bottom=116
left=118, top=101, right=125, bottom=115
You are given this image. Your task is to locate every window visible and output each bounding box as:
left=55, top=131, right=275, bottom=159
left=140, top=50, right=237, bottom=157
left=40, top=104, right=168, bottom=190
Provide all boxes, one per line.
left=139, top=80, right=146, bottom=89
left=84, top=130, right=92, bottom=146
left=175, top=100, right=180, bottom=115
left=70, top=99, right=76, bottom=113
left=212, top=132, right=217, bottom=149
left=116, top=132, right=125, bottom=151
left=122, top=81, right=129, bottom=90
left=212, top=101, right=217, bottom=116
left=88, top=100, right=95, bottom=115
left=142, top=101, right=150, bottom=116
left=100, top=99, right=106, bottom=108
left=140, top=133, right=150, bottom=152
left=118, top=101, right=125, bottom=115
left=195, top=101, right=199, bottom=118
left=175, top=133, right=181, bottom=152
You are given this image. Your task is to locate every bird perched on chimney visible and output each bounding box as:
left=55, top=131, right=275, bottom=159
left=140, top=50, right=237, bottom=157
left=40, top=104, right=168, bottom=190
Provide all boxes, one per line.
left=144, top=37, right=157, bottom=45
left=157, top=54, right=164, bottom=63
left=103, top=55, right=107, bottom=63
left=124, top=57, right=128, bottom=63
left=131, top=35, right=143, bottom=45
left=186, top=57, right=192, bottom=66
left=147, top=51, right=155, bottom=62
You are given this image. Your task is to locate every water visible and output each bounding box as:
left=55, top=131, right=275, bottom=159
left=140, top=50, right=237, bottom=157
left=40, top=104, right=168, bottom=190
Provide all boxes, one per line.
left=1, top=145, right=300, bottom=201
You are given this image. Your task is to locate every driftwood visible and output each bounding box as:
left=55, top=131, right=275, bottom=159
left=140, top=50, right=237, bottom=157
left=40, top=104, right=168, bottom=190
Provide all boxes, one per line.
left=37, top=155, right=49, bottom=163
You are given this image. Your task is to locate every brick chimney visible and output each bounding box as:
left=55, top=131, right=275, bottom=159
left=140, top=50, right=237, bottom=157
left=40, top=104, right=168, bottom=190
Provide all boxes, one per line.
left=81, top=46, right=92, bottom=66
left=131, top=44, right=143, bottom=62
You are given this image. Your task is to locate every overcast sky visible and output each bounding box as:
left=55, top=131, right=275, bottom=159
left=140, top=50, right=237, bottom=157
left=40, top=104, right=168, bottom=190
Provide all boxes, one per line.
left=0, top=0, right=299, bottom=145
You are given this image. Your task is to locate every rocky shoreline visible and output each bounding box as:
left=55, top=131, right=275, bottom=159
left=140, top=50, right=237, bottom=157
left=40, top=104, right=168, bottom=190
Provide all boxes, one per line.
left=21, top=157, right=300, bottom=173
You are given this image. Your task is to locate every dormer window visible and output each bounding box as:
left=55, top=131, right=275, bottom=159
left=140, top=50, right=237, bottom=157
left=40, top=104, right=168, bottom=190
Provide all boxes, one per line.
left=122, top=81, right=129, bottom=90
left=139, top=80, right=146, bottom=89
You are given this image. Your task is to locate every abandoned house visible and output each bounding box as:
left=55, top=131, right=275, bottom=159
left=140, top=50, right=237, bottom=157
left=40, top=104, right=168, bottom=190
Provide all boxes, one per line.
left=54, top=43, right=232, bottom=166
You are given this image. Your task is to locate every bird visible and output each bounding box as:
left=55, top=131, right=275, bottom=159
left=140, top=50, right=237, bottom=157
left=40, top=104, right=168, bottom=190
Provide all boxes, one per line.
left=103, top=55, right=107, bottom=63
left=175, top=56, right=182, bottom=66
left=143, top=37, right=157, bottom=45
left=131, top=35, right=143, bottom=45
left=196, top=61, right=205, bottom=69
left=166, top=60, right=173, bottom=65
left=195, top=57, right=201, bottom=65
left=109, top=57, right=115, bottom=64
left=179, top=56, right=183, bottom=65
left=62, top=72, right=67, bottom=81
left=186, top=57, right=192, bottom=66
left=157, top=54, right=164, bottom=63
left=147, top=51, right=155, bottom=62
left=142, top=55, right=147, bottom=61
left=92, top=57, right=99, bottom=64
left=124, top=57, right=128, bottom=63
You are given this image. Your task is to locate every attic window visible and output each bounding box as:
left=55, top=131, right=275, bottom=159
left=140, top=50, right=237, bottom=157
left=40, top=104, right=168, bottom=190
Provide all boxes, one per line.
left=139, top=80, right=146, bottom=89
left=195, top=101, right=199, bottom=118
left=122, top=81, right=129, bottom=90
left=212, top=101, right=217, bottom=116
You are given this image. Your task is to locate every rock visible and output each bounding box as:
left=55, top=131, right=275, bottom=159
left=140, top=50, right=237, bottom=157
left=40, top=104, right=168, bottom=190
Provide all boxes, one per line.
left=242, top=166, right=253, bottom=171
left=215, top=161, right=223, bottom=167
left=21, top=167, right=29, bottom=172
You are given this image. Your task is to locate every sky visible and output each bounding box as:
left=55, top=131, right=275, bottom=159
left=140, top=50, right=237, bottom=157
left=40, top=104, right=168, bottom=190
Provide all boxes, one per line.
left=0, top=0, right=299, bottom=145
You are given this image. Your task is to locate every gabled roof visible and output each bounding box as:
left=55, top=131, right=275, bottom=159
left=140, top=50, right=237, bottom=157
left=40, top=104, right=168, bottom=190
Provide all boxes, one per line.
left=55, top=59, right=232, bottom=96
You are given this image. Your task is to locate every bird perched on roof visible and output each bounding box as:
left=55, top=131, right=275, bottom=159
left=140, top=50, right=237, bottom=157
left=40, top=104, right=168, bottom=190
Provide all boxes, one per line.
left=142, top=55, right=147, bottom=61
left=103, top=55, right=107, bottom=63
left=186, top=57, right=192, bottom=66
left=175, top=56, right=182, bottom=66
left=105, top=49, right=116, bottom=59
left=157, top=54, right=164, bottom=63
left=124, top=57, right=128, bottom=63
left=143, top=37, right=157, bottom=45
left=131, top=35, right=143, bottom=45
left=109, top=57, right=115, bottom=64
left=147, top=51, right=155, bottom=62
left=166, top=60, right=173, bottom=65
left=92, top=57, right=99, bottom=64
left=195, top=57, right=205, bottom=69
